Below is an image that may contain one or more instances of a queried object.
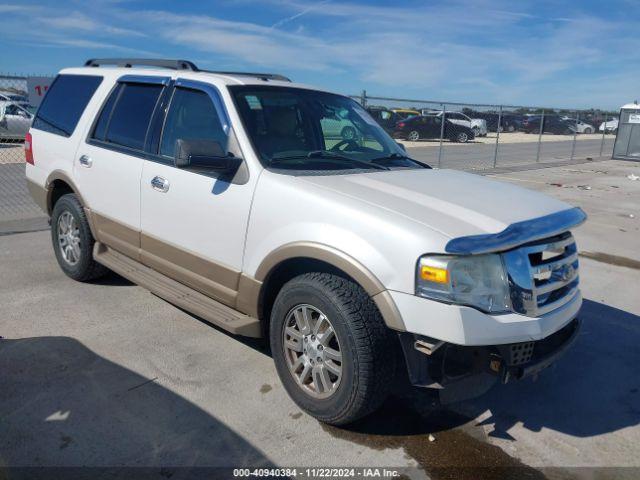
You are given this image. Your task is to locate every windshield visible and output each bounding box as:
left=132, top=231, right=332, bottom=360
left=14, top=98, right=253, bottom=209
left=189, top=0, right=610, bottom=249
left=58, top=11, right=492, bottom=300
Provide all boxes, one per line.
left=229, top=86, right=426, bottom=172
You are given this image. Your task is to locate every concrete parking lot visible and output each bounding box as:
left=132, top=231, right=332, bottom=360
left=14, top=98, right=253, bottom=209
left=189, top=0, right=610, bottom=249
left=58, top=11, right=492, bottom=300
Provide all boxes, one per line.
left=1, top=159, right=639, bottom=479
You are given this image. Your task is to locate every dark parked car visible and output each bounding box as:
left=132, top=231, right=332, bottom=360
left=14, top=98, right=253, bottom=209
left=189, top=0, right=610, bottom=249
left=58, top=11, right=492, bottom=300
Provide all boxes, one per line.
left=468, top=111, right=523, bottom=132
left=366, top=106, right=402, bottom=134
left=394, top=115, right=475, bottom=143
left=521, top=116, right=576, bottom=135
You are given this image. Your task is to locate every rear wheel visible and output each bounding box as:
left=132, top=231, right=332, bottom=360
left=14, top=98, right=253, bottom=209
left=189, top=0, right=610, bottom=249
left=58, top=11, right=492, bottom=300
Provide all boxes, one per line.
left=51, top=194, right=108, bottom=282
left=407, top=130, right=420, bottom=141
left=584, top=127, right=593, bottom=134
left=270, top=273, right=396, bottom=425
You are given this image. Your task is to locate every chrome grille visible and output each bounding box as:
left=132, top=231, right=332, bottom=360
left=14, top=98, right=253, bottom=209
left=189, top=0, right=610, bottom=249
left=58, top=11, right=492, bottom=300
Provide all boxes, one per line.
left=503, top=232, right=580, bottom=317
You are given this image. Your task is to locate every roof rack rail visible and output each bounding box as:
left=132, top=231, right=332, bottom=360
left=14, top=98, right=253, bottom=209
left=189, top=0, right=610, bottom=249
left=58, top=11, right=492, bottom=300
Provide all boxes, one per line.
left=84, top=58, right=291, bottom=82
left=85, top=58, right=198, bottom=70
left=199, top=70, right=291, bottom=82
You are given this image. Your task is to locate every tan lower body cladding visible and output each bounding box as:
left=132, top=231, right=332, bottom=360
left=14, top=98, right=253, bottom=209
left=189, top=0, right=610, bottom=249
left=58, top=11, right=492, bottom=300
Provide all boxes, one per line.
left=89, top=211, right=262, bottom=318
left=88, top=212, right=406, bottom=334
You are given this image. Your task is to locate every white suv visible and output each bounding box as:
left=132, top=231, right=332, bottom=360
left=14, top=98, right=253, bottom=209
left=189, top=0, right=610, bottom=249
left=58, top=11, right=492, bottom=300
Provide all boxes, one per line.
left=26, top=59, right=585, bottom=425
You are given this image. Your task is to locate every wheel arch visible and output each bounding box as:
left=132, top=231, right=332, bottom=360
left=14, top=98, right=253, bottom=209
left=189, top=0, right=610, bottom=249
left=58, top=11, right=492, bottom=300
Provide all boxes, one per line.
left=46, top=170, right=86, bottom=215
left=249, top=242, right=406, bottom=336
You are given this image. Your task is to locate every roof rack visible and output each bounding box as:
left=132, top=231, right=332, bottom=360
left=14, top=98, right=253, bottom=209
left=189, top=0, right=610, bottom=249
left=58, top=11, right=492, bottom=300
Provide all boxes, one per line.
left=84, top=58, right=291, bottom=82
left=85, top=58, right=198, bottom=70
left=198, top=70, right=291, bottom=82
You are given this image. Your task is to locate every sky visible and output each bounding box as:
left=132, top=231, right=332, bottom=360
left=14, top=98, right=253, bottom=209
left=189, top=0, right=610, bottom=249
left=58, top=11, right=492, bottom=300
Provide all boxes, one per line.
left=1, top=0, right=638, bottom=109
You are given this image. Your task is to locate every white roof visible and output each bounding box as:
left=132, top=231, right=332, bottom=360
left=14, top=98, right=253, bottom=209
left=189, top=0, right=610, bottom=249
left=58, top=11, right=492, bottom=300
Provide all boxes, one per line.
left=621, top=102, right=640, bottom=110
left=59, top=66, right=329, bottom=93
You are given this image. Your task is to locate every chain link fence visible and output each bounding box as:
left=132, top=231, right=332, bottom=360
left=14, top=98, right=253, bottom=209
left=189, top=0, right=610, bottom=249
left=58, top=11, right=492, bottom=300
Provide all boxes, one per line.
left=352, top=91, right=618, bottom=171
left=0, top=75, right=32, bottom=166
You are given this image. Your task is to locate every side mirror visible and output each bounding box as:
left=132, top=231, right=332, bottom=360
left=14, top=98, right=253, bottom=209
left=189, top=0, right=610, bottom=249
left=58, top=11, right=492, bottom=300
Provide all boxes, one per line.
left=174, top=139, right=241, bottom=174
left=396, top=142, right=406, bottom=152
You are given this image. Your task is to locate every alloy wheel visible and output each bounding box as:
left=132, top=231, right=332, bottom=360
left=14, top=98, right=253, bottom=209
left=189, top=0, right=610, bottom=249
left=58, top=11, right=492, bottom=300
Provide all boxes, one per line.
left=282, top=304, right=343, bottom=399
left=57, top=211, right=81, bottom=265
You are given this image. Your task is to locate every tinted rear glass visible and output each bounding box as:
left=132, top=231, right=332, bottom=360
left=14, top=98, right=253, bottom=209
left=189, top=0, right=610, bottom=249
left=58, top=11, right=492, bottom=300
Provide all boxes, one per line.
left=104, top=83, right=163, bottom=151
left=32, top=74, right=102, bottom=137
left=91, top=84, right=122, bottom=141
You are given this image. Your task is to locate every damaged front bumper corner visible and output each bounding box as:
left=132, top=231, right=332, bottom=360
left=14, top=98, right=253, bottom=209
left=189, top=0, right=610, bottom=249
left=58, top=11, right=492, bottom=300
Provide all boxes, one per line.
left=398, top=317, right=581, bottom=402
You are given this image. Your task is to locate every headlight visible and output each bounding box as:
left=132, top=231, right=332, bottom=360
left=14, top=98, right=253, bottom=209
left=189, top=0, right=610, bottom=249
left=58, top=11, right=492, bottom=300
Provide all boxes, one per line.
left=416, top=254, right=511, bottom=313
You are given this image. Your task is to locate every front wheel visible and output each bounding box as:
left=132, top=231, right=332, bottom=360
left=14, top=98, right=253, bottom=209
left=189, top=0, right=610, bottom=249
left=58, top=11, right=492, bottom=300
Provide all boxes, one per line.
left=270, top=273, right=396, bottom=425
left=51, top=194, right=108, bottom=282
left=454, top=131, right=469, bottom=143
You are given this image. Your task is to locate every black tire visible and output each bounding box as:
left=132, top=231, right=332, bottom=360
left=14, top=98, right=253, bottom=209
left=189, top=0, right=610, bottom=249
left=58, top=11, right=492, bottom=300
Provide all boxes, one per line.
left=51, top=194, right=108, bottom=282
left=407, top=130, right=420, bottom=141
left=454, top=131, right=469, bottom=143
left=340, top=126, right=356, bottom=141
left=270, top=272, right=396, bottom=425
left=584, top=127, right=593, bottom=134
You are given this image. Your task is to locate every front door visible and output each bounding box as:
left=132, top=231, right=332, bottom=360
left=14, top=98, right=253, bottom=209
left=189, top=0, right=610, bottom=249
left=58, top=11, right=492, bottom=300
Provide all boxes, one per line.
left=140, top=79, right=255, bottom=307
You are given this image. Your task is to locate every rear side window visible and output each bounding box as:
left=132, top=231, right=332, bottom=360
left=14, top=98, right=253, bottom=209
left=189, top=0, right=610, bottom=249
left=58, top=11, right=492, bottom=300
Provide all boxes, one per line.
left=92, top=82, right=163, bottom=151
left=92, top=84, right=122, bottom=141
left=159, top=88, right=227, bottom=158
left=32, top=74, right=102, bottom=137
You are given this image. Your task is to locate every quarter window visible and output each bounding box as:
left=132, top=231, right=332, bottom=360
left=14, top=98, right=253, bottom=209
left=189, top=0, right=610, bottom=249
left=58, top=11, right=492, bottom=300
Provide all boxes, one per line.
left=159, top=87, right=228, bottom=158
left=32, top=74, right=102, bottom=137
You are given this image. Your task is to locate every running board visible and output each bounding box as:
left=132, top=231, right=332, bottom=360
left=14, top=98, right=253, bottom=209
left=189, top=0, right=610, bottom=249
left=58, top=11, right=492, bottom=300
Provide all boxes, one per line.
left=93, top=243, right=261, bottom=338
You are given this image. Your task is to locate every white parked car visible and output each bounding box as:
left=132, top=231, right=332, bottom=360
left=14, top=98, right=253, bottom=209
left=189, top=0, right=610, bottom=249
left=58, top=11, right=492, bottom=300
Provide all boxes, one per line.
left=599, top=117, right=619, bottom=134
left=422, top=109, right=487, bottom=137
left=561, top=117, right=596, bottom=134
left=26, top=58, right=585, bottom=425
left=0, top=102, right=34, bottom=140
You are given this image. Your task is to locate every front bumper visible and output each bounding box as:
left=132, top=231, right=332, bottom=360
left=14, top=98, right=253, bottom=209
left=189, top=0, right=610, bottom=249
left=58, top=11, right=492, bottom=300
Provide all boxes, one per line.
left=389, top=288, right=582, bottom=346
left=398, top=317, right=581, bottom=401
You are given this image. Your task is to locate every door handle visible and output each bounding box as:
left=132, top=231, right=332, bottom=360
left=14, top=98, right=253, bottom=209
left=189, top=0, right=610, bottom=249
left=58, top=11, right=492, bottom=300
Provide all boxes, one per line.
left=79, top=155, right=93, bottom=168
left=151, top=176, right=170, bottom=193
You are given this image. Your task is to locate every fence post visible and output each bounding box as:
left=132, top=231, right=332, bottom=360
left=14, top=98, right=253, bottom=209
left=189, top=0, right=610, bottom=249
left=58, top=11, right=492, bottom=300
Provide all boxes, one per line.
left=535, top=110, right=545, bottom=162
left=438, top=104, right=446, bottom=168
left=599, top=114, right=607, bottom=157
left=493, top=105, right=503, bottom=168
left=360, top=90, right=367, bottom=108
left=570, top=111, right=579, bottom=160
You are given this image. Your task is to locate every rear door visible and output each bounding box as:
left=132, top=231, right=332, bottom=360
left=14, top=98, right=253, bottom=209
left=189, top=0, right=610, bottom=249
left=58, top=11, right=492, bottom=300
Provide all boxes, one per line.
left=75, top=75, right=169, bottom=260
left=422, top=116, right=441, bottom=138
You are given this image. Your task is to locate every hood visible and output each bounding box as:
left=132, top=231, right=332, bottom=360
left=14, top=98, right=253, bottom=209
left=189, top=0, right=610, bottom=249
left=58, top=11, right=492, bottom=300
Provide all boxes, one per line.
left=299, top=169, right=574, bottom=240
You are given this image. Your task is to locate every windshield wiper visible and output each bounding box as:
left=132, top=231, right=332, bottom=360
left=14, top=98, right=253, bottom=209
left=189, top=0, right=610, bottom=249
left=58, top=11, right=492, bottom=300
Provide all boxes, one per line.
left=271, top=150, right=388, bottom=170
left=370, top=152, right=431, bottom=169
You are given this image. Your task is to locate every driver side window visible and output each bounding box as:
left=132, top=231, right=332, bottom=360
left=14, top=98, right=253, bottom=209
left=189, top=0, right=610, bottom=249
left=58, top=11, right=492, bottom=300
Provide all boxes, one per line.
left=160, top=87, right=228, bottom=158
